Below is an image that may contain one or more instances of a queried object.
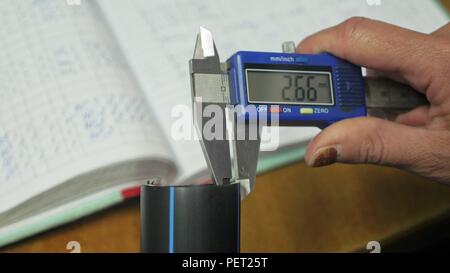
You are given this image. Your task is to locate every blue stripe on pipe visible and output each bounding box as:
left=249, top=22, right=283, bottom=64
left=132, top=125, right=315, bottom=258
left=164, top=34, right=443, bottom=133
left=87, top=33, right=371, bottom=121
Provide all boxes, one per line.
left=169, top=187, right=174, bottom=253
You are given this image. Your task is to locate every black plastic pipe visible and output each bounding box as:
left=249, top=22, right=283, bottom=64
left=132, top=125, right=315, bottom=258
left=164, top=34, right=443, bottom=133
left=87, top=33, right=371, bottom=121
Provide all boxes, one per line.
left=141, top=183, right=240, bottom=253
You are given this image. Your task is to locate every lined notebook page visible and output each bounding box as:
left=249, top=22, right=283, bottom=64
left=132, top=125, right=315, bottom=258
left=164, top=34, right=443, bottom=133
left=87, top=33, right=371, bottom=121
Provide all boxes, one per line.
left=98, top=0, right=449, bottom=182
left=0, top=0, right=172, bottom=212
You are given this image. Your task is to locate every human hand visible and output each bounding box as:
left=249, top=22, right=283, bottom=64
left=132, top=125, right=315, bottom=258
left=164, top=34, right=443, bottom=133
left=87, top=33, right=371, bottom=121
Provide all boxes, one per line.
left=297, top=17, right=450, bottom=184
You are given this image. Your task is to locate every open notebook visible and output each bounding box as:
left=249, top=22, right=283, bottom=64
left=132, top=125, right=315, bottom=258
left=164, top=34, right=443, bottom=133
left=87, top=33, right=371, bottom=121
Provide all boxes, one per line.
left=0, top=0, right=448, bottom=248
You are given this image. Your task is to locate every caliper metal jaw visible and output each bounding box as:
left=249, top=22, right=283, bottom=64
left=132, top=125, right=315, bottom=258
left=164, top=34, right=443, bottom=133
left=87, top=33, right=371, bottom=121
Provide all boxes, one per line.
left=189, top=27, right=260, bottom=196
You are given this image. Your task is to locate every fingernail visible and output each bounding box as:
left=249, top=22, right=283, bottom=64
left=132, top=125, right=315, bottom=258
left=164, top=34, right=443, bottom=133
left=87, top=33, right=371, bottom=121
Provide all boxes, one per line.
left=308, top=145, right=339, bottom=167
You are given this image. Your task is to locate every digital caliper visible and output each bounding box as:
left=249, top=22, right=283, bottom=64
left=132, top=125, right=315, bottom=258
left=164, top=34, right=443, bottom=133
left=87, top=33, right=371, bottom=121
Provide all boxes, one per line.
left=140, top=27, right=429, bottom=253
left=228, top=48, right=367, bottom=128
left=189, top=27, right=427, bottom=195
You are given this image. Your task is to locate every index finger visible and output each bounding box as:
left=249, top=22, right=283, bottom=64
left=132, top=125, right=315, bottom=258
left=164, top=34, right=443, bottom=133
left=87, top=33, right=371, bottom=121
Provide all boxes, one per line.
left=296, top=17, right=435, bottom=92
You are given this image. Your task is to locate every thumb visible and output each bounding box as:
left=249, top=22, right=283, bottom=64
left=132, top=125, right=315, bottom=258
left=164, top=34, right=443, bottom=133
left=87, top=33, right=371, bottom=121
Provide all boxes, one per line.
left=305, top=117, right=429, bottom=169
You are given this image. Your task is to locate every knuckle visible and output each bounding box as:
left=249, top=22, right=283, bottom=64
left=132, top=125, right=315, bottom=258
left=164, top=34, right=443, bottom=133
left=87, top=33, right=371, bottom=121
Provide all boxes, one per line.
left=358, top=134, right=385, bottom=164
left=338, top=17, right=370, bottom=58
left=340, top=17, right=369, bottom=40
left=357, top=121, right=387, bottom=164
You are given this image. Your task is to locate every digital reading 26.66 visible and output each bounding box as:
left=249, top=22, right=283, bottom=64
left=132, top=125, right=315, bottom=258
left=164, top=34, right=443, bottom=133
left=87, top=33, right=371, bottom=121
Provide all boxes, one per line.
left=246, top=69, right=334, bottom=105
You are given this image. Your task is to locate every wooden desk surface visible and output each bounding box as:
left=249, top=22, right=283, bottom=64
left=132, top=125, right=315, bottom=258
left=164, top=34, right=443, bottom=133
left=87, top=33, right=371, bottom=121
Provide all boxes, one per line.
left=3, top=1, right=450, bottom=253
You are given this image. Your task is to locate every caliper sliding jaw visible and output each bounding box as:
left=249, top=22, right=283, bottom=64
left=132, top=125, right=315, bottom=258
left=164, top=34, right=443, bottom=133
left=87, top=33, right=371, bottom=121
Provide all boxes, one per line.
left=189, top=28, right=260, bottom=196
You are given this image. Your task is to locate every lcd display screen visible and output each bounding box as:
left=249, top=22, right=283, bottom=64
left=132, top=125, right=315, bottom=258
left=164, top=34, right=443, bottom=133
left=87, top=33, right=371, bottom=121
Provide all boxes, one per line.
left=246, top=69, right=334, bottom=105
